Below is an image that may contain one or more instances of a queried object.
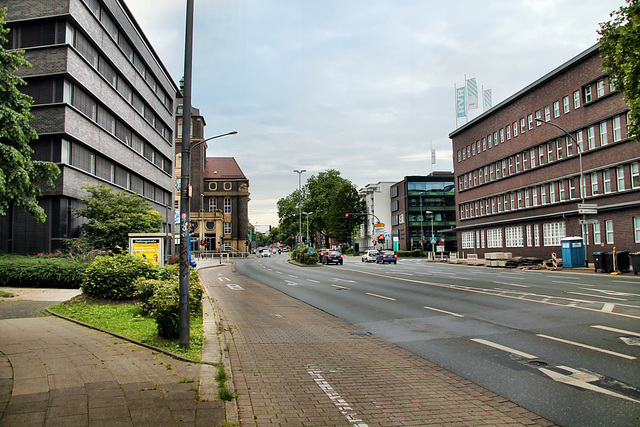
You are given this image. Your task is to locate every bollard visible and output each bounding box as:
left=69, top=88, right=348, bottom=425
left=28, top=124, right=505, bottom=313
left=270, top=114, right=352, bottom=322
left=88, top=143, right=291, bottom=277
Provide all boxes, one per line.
left=611, top=246, right=621, bottom=275
left=552, top=252, right=558, bottom=269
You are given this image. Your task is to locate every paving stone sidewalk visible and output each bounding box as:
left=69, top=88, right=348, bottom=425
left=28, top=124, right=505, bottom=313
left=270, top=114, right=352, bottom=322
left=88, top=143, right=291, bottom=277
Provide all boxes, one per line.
left=202, top=264, right=555, bottom=427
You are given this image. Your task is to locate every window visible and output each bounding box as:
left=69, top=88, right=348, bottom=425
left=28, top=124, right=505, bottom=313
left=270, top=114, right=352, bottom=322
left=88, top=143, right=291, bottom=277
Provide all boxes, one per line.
left=516, top=154, right=521, bottom=172
left=224, top=197, right=232, bottom=214
left=543, top=222, right=566, bottom=246
left=605, top=220, right=614, bottom=244
left=587, top=126, right=595, bottom=149
left=487, top=228, right=503, bottom=248
left=604, top=169, right=612, bottom=193
left=494, top=132, right=498, bottom=146
left=613, top=116, right=622, bottom=142
left=563, top=96, right=570, bottom=114
left=547, top=142, right=554, bottom=162
left=544, top=106, right=551, bottom=121
left=556, top=139, right=563, bottom=159
left=462, top=231, right=475, bottom=249
left=502, top=160, right=506, bottom=177
left=585, top=86, right=592, bottom=103
left=573, top=90, right=581, bottom=109
left=523, top=151, right=528, bottom=170
left=74, top=31, right=98, bottom=68
left=528, top=114, right=533, bottom=130
left=520, top=118, right=526, bottom=133
left=482, top=138, right=486, bottom=151
left=513, top=122, right=518, bottom=137
left=508, top=157, right=513, bottom=174
left=224, top=222, right=232, bottom=234
left=457, top=150, right=461, bottom=162
left=559, top=180, right=565, bottom=201
left=533, top=187, right=538, bottom=206
left=541, top=185, right=547, bottom=205
left=208, top=198, right=217, bottom=212
left=535, top=110, right=542, bottom=125
left=593, top=222, right=601, bottom=245
left=505, top=226, right=524, bottom=247
left=600, top=122, right=608, bottom=145
left=517, top=190, right=522, bottom=209
left=617, top=166, right=625, bottom=191
left=576, top=131, right=583, bottom=153
left=534, top=224, right=540, bottom=246
left=631, top=162, right=640, bottom=188
left=550, top=182, right=556, bottom=203
left=597, top=79, right=605, bottom=97
left=495, top=162, right=500, bottom=179
left=591, top=172, right=599, bottom=195
left=525, top=189, right=530, bottom=207
left=506, top=125, right=511, bottom=140
left=569, top=178, right=576, bottom=199
left=500, top=128, right=504, bottom=143
left=566, top=136, right=574, bottom=156
left=490, top=166, right=494, bottom=181
left=553, top=101, right=560, bottom=118
left=526, top=225, right=532, bottom=247
left=71, top=86, right=96, bottom=119
left=472, top=143, right=475, bottom=156
left=539, top=145, right=545, bottom=165
left=510, top=192, right=515, bottom=210
left=634, top=217, right=640, bottom=243
left=530, top=148, right=536, bottom=168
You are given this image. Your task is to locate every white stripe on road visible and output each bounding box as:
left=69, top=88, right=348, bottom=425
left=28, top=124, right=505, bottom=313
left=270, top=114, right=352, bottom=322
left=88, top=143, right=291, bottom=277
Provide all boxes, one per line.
left=423, top=306, right=464, bottom=317
left=226, top=284, right=243, bottom=290
left=602, top=303, right=616, bottom=312
left=592, top=325, right=640, bottom=337
left=471, top=338, right=537, bottom=359
left=566, top=291, right=627, bottom=301
left=307, top=366, right=368, bottom=427
left=366, top=292, right=396, bottom=301
left=494, top=281, right=530, bottom=288
left=307, top=279, right=320, bottom=283
left=331, top=284, right=350, bottom=290
left=536, top=334, right=637, bottom=360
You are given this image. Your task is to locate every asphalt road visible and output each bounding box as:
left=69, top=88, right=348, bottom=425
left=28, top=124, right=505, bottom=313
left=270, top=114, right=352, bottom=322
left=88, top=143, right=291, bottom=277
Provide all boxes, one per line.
left=234, top=255, right=640, bottom=427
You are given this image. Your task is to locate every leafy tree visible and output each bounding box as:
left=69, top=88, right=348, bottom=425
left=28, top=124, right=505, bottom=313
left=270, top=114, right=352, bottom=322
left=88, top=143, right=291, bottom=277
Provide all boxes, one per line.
left=74, top=185, right=162, bottom=252
left=0, top=8, right=60, bottom=222
left=599, top=0, right=640, bottom=139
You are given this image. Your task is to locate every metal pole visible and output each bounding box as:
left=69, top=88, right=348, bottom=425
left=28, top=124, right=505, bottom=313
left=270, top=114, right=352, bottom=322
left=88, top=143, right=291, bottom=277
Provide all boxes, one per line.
left=419, top=192, right=424, bottom=253
left=293, top=170, right=306, bottom=248
left=178, top=0, right=195, bottom=349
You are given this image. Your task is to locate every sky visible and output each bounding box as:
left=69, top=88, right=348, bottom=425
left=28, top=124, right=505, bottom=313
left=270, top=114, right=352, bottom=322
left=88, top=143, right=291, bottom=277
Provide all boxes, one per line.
left=125, top=0, right=623, bottom=232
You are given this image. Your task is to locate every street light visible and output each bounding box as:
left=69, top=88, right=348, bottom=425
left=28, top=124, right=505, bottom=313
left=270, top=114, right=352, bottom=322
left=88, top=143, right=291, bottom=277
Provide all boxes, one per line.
left=293, top=169, right=306, bottom=248
left=535, top=117, right=588, bottom=267
left=418, top=192, right=425, bottom=252
left=303, top=212, right=311, bottom=245
left=425, top=210, right=434, bottom=259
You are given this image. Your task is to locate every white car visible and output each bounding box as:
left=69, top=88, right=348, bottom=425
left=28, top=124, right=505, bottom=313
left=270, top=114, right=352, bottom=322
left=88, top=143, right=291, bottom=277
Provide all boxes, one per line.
left=260, top=250, right=271, bottom=258
left=361, top=250, right=379, bottom=262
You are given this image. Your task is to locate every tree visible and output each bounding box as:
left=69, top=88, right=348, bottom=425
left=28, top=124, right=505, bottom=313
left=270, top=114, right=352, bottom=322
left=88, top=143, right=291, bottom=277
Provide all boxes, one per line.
left=599, top=0, right=640, bottom=139
left=0, top=8, right=60, bottom=222
left=74, top=185, right=163, bottom=252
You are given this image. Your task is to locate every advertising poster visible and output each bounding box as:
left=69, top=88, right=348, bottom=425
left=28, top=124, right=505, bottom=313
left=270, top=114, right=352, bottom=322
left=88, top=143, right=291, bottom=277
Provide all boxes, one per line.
left=131, top=238, right=162, bottom=265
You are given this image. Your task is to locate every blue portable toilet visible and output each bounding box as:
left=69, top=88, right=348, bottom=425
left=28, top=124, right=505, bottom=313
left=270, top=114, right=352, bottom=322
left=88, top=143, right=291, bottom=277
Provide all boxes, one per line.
left=561, top=237, right=585, bottom=267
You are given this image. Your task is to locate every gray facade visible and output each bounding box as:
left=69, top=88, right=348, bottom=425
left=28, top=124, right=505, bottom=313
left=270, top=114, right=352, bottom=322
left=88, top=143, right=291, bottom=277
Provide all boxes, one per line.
left=3, top=0, right=178, bottom=253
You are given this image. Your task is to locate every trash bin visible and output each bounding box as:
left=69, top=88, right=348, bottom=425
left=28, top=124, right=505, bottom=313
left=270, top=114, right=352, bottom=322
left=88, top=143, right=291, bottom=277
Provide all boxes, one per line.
left=616, top=251, right=630, bottom=272
left=561, top=237, right=585, bottom=268
left=602, top=252, right=615, bottom=273
left=593, top=252, right=605, bottom=272
left=631, top=253, right=640, bottom=275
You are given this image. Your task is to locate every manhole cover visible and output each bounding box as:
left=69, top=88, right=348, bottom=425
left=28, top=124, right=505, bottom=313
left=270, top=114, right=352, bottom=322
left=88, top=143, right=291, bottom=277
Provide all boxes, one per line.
left=527, top=360, right=549, bottom=367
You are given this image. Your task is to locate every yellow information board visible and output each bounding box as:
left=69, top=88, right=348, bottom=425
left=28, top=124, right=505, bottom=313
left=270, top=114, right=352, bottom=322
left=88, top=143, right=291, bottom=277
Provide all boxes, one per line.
left=130, top=238, right=162, bottom=265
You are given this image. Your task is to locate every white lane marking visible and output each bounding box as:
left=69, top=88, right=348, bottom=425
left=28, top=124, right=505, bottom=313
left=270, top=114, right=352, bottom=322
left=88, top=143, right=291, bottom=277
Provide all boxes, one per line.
left=331, top=284, right=350, bottom=290
left=396, top=272, right=414, bottom=276
left=366, top=292, right=396, bottom=301
left=307, top=367, right=368, bottom=427
left=288, top=274, right=298, bottom=278
left=602, top=303, right=616, bottom=312
left=536, top=334, right=636, bottom=360
left=581, top=288, right=640, bottom=297
left=592, top=325, right=640, bottom=337
left=285, top=280, right=298, bottom=287
left=218, top=277, right=231, bottom=282
left=332, top=278, right=356, bottom=283
left=470, top=338, right=537, bottom=359
left=494, top=281, right=530, bottom=288
left=613, top=280, right=640, bottom=284
left=275, top=271, right=283, bottom=275
left=566, top=291, right=627, bottom=301
left=226, top=284, right=244, bottom=290
left=307, top=279, right=320, bottom=283
left=552, top=280, right=582, bottom=285
left=423, top=306, right=464, bottom=318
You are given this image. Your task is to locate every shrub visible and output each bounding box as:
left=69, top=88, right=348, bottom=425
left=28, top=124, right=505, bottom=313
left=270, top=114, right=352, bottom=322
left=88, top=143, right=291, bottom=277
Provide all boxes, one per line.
left=343, top=247, right=354, bottom=255
left=82, top=253, right=158, bottom=300
left=0, top=255, right=88, bottom=288
left=291, top=247, right=317, bottom=265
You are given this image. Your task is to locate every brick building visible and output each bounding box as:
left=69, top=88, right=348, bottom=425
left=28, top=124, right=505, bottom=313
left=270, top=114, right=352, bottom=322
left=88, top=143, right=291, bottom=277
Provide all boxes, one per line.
left=2, top=0, right=177, bottom=254
left=449, top=45, right=640, bottom=262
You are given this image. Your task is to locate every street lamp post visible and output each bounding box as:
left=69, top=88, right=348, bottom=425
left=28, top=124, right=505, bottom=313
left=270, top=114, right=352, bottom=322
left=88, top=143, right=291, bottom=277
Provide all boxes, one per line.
left=293, top=169, right=306, bottom=248
left=535, top=118, right=588, bottom=267
left=303, top=212, right=311, bottom=246
left=425, top=210, right=434, bottom=259
left=418, top=192, right=425, bottom=252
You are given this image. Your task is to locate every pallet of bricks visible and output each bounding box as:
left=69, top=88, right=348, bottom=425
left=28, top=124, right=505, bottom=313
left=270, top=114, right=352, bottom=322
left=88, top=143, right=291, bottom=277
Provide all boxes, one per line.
left=484, top=252, right=513, bottom=267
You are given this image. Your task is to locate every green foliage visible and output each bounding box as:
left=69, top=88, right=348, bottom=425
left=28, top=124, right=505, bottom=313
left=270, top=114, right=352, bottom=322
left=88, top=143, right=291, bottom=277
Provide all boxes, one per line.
left=74, top=185, right=162, bottom=252
left=81, top=253, right=158, bottom=300
left=291, top=247, right=318, bottom=265
left=0, top=254, right=88, bottom=288
left=0, top=9, right=60, bottom=222
left=396, top=249, right=425, bottom=258
left=599, top=0, right=640, bottom=139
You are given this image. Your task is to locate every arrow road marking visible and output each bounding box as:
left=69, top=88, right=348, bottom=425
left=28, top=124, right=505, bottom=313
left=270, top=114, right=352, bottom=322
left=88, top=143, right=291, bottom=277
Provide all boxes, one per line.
left=226, top=284, right=243, bottom=290
left=218, top=277, right=231, bottom=282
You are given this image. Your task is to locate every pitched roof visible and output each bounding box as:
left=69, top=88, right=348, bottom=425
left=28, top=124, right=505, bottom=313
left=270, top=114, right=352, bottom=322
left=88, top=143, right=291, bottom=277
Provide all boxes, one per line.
left=204, top=157, right=246, bottom=179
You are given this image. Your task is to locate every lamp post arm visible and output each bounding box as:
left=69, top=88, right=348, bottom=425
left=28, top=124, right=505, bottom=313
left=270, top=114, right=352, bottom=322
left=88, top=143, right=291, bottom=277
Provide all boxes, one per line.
left=190, top=131, right=238, bottom=152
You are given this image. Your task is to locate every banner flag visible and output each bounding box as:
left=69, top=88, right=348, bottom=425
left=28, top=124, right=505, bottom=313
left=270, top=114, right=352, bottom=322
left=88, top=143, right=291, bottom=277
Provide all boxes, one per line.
left=431, top=148, right=436, bottom=164
left=467, top=78, right=478, bottom=110
left=483, top=88, right=492, bottom=110
left=456, top=86, right=466, bottom=118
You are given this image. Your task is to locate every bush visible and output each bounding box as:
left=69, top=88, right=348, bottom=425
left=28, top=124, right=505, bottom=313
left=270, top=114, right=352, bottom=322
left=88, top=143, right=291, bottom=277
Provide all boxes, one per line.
left=291, top=247, right=318, bottom=265
left=0, top=255, right=88, bottom=288
left=343, top=247, right=354, bottom=255
left=396, top=249, right=425, bottom=258
left=82, top=253, right=158, bottom=300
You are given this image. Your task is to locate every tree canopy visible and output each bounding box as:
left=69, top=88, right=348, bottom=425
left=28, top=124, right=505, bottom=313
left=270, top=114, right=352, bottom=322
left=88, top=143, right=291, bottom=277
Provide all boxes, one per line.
left=0, top=8, right=60, bottom=222
left=74, top=185, right=163, bottom=252
left=599, top=0, right=640, bottom=139
left=277, top=169, right=365, bottom=246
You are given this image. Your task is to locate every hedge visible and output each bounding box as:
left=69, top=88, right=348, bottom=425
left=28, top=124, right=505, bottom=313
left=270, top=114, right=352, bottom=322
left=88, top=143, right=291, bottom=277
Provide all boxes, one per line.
left=0, top=255, right=88, bottom=288
left=81, top=253, right=157, bottom=300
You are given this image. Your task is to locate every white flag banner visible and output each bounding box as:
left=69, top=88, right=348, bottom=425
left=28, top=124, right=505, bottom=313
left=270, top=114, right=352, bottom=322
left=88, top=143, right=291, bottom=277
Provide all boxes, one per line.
left=483, top=88, right=492, bottom=110
left=467, top=78, right=478, bottom=110
left=456, top=86, right=466, bottom=118
left=431, top=148, right=436, bottom=164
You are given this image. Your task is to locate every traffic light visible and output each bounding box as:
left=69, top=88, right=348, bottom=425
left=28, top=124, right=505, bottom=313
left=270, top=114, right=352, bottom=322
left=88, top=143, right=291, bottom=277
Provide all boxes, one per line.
left=378, top=235, right=384, bottom=244
left=345, top=213, right=350, bottom=218
left=200, top=238, right=206, bottom=246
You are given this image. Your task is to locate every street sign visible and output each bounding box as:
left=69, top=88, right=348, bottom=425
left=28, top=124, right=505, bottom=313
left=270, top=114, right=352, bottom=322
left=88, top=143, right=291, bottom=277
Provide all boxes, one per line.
left=579, top=219, right=599, bottom=225
left=578, top=203, right=598, bottom=214
left=430, top=237, right=437, bottom=244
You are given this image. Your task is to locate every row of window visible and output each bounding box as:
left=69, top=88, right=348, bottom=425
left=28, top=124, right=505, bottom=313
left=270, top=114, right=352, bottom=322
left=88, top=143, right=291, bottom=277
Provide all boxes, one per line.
left=81, top=0, right=173, bottom=111
left=207, top=197, right=233, bottom=214
left=458, top=114, right=627, bottom=191
left=457, top=79, right=613, bottom=164
left=62, top=139, right=170, bottom=206
left=459, top=162, right=640, bottom=220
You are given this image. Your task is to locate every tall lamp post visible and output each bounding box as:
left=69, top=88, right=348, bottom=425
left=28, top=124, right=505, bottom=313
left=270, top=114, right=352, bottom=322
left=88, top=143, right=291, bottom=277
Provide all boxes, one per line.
left=293, top=169, right=306, bottom=248
left=424, top=210, right=434, bottom=259
left=303, top=212, right=311, bottom=246
left=418, top=192, right=425, bottom=252
left=535, top=118, right=587, bottom=266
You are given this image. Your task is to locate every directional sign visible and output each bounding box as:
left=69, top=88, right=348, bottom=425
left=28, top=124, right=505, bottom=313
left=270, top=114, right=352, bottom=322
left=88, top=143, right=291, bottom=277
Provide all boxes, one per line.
left=578, top=203, right=598, bottom=214
left=579, top=219, right=599, bottom=225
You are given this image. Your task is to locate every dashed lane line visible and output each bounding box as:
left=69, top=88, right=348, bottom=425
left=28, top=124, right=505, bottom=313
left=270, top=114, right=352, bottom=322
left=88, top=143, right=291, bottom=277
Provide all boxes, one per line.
left=423, top=306, right=464, bottom=318
left=366, top=292, right=396, bottom=301
left=536, top=334, right=636, bottom=360
left=566, top=291, right=627, bottom=301
left=591, top=325, right=640, bottom=337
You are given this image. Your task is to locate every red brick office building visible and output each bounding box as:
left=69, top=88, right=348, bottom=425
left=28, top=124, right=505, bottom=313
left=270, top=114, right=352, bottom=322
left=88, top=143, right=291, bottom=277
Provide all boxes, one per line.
left=449, top=45, right=640, bottom=262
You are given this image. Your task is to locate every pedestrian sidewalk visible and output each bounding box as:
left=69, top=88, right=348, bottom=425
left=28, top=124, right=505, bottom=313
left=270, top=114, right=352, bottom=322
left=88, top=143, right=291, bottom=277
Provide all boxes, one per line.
left=201, top=264, right=555, bottom=426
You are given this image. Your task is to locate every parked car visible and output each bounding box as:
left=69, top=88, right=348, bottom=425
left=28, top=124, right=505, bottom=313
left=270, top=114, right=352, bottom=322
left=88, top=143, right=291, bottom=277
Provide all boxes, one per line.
left=361, top=250, right=379, bottom=262
left=322, top=249, right=343, bottom=265
left=376, top=250, right=397, bottom=264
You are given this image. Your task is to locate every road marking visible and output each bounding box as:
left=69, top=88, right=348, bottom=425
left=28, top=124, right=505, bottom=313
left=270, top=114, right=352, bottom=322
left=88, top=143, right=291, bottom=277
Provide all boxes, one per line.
left=494, top=281, right=530, bottom=288
left=275, top=271, right=283, bottom=275
left=307, top=279, right=320, bottom=283
left=592, top=325, right=640, bottom=337
left=536, top=334, right=636, bottom=360
left=226, top=284, right=243, bottom=290
left=602, top=303, right=616, bottom=312
left=470, top=338, right=537, bottom=359
left=331, top=284, right=350, bottom=290
left=396, top=272, right=414, bottom=276
left=552, top=280, right=582, bottom=285
left=566, top=291, right=627, bottom=301
left=581, top=288, right=640, bottom=297
left=423, top=306, right=464, bottom=317
left=218, top=277, right=231, bottom=282
left=285, top=280, right=298, bottom=287
left=288, top=274, right=298, bottom=278
left=331, top=278, right=356, bottom=283
left=366, top=292, right=396, bottom=301
left=613, top=280, right=640, bottom=284
left=307, top=366, right=368, bottom=427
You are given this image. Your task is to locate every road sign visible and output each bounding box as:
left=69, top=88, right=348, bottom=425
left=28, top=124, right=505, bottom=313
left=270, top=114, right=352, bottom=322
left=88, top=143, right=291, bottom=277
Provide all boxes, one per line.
left=578, top=203, right=598, bottom=214
left=579, top=219, right=599, bottom=225
left=430, top=237, right=437, bottom=244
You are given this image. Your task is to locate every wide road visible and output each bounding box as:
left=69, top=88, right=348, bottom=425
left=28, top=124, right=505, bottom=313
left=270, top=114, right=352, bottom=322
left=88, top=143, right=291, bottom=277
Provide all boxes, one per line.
left=234, top=254, right=640, bottom=427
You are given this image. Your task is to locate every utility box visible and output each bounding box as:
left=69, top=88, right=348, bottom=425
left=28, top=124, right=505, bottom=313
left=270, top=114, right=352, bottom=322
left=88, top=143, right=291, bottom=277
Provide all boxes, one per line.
left=561, top=237, right=585, bottom=268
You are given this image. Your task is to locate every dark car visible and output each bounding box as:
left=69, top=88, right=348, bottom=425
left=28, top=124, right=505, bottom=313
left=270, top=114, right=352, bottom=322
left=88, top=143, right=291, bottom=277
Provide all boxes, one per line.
left=322, top=249, right=343, bottom=265
left=317, top=248, right=329, bottom=262
left=376, top=250, right=397, bottom=264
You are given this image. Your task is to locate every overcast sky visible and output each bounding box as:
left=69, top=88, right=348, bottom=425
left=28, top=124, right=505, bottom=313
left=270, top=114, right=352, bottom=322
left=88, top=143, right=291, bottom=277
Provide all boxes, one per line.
left=125, top=0, right=622, bottom=231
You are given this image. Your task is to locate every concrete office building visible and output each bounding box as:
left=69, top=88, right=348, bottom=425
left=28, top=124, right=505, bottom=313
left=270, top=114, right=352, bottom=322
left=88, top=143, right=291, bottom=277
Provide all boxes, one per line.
left=2, top=0, right=177, bottom=254
left=449, top=45, right=640, bottom=261
left=357, top=182, right=394, bottom=252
